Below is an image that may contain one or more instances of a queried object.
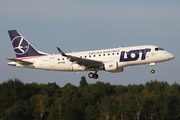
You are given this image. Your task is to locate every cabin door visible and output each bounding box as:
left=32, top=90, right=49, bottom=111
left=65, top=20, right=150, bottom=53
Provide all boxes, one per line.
left=49, top=57, right=55, bottom=67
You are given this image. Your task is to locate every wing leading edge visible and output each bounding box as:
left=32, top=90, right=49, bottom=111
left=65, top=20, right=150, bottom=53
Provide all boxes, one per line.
left=57, top=47, right=103, bottom=68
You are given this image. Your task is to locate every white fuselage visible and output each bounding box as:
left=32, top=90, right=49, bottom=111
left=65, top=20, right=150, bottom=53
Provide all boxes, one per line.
left=10, top=45, right=174, bottom=73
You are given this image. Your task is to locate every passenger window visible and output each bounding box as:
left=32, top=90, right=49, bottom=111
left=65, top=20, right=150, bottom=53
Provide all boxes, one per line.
left=103, top=54, right=105, bottom=56
left=89, top=55, right=91, bottom=58
left=117, top=53, right=119, bottom=55
left=112, top=53, right=114, bottom=55
left=62, top=58, right=64, bottom=60
left=85, top=56, right=87, bottom=58
left=99, top=54, right=101, bottom=57
left=94, top=55, right=96, bottom=57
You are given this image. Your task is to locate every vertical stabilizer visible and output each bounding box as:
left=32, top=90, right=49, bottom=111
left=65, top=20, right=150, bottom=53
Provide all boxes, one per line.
left=8, top=30, right=47, bottom=58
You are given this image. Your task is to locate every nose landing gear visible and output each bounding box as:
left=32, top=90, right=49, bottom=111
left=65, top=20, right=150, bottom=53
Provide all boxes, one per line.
left=88, top=71, right=99, bottom=79
left=150, top=63, right=156, bottom=74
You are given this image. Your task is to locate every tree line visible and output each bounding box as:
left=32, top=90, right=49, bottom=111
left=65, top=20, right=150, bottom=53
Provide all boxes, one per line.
left=0, top=77, right=180, bottom=120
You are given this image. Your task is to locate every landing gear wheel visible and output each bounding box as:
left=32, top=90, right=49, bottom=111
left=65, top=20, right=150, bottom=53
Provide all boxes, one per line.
left=151, top=69, right=155, bottom=74
left=88, top=73, right=94, bottom=78
left=88, top=71, right=99, bottom=79
left=93, top=74, right=99, bottom=79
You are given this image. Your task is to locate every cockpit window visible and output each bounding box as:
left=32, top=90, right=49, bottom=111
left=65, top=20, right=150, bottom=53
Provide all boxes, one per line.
left=159, top=47, right=164, bottom=50
left=155, top=48, right=159, bottom=51
left=155, top=47, right=164, bottom=51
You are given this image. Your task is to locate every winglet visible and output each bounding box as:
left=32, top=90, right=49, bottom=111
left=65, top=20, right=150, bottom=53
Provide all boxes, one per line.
left=57, top=47, right=67, bottom=56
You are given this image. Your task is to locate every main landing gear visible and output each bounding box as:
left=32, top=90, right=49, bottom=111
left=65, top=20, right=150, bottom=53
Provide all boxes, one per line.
left=150, top=63, right=156, bottom=74
left=88, top=71, right=99, bottom=79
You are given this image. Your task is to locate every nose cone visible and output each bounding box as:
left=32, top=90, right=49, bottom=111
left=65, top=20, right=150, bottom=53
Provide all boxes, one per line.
left=167, top=53, right=175, bottom=60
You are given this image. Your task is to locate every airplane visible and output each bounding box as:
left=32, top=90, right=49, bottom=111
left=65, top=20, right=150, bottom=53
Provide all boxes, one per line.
left=7, top=30, right=175, bottom=79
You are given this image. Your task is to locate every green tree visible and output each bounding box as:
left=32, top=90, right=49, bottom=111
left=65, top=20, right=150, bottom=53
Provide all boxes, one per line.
left=134, top=94, right=144, bottom=120
left=0, top=79, right=24, bottom=108
left=117, top=94, right=125, bottom=120
left=122, top=93, right=136, bottom=120
left=30, top=94, right=49, bottom=119
left=80, top=76, right=87, bottom=88
left=0, top=79, right=34, bottom=119
left=168, top=83, right=180, bottom=119
left=48, top=98, right=62, bottom=120
left=85, top=105, right=99, bottom=120
left=61, top=84, right=78, bottom=120
left=98, top=95, right=118, bottom=120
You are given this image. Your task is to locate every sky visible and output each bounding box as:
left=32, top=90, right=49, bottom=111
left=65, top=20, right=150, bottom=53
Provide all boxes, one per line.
left=0, top=0, right=179, bottom=87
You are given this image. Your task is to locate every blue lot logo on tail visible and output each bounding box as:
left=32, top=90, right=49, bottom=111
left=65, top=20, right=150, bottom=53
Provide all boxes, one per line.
left=12, top=36, right=29, bottom=55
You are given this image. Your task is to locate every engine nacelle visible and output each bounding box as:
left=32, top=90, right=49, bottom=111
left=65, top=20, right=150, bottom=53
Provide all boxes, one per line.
left=111, top=67, right=123, bottom=73
left=104, top=62, right=118, bottom=71
left=103, top=62, right=123, bottom=73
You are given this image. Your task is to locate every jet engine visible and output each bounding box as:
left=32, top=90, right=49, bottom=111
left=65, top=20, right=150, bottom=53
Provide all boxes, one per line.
left=103, top=62, right=123, bottom=73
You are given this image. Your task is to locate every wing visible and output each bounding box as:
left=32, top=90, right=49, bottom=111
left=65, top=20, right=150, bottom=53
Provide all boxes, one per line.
left=6, top=58, right=33, bottom=64
left=57, top=47, right=103, bottom=68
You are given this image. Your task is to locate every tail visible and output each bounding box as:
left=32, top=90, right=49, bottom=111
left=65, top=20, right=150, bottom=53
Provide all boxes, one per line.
left=8, top=30, right=48, bottom=59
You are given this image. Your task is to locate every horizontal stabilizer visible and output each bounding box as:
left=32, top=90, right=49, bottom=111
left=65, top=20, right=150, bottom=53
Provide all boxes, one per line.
left=6, top=58, right=33, bottom=64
